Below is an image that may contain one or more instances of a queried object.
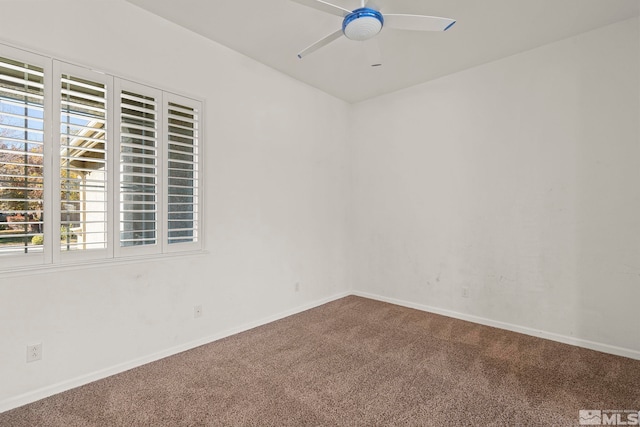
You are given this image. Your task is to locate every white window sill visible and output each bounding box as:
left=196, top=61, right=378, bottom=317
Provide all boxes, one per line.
left=0, top=250, right=209, bottom=279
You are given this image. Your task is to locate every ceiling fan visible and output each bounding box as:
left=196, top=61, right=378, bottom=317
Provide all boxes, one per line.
left=291, top=0, right=456, bottom=67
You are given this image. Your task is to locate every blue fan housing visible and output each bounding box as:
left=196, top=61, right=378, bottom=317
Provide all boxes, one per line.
left=342, top=8, right=384, bottom=41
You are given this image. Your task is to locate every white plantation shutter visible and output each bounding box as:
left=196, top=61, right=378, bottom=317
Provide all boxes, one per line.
left=165, top=96, right=200, bottom=249
left=0, top=53, right=46, bottom=262
left=58, top=66, right=110, bottom=255
left=117, top=82, right=161, bottom=254
left=0, top=45, right=204, bottom=271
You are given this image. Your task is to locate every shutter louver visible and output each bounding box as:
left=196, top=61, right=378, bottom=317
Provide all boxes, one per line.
left=60, top=74, right=108, bottom=251
left=120, top=90, right=158, bottom=247
left=0, top=56, right=45, bottom=255
left=167, top=101, right=198, bottom=245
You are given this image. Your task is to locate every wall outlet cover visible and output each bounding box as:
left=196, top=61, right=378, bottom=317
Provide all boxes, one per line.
left=27, top=343, right=42, bottom=363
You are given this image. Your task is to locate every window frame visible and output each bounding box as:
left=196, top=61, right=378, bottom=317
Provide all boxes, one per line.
left=0, top=45, right=52, bottom=270
left=163, top=92, right=202, bottom=254
left=53, top=60, right=114, bottom=264
left=114, top=79, right=164, bottom=258
left=0, top=42, right=204, bottom=272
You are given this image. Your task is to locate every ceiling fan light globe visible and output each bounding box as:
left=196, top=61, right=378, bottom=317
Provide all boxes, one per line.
left=342, top=8, right=384, bottom=41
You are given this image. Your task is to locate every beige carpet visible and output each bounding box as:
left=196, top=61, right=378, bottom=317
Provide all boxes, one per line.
left=2, top=296, right=639, bottom=426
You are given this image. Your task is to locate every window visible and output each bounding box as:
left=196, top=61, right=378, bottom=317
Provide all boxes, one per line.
left=0, top=48, right=48, bottom=267
left=166, top=96, right=199, bottom=249
left=0, top=45, right=202, bottom=270
left=59, top=68, right=109, bottom=255
left=117, top=82, right=161, bottom=255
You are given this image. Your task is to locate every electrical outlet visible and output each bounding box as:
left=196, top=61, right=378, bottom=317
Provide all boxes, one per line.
left=462, top=287, right=470, bottom=298
left=295, top=282, right=300, bottom=292
left=27, top=343, right=42, bottom=363
left=194, top=305, right=202, bottom=318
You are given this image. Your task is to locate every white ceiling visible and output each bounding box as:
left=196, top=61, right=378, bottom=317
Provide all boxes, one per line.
left=126, top=0, right=639, bottom=103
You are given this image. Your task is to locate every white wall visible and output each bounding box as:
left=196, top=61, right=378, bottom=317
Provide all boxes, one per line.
left=0, top=0, right=350, bottom=409
left=350, top=17, right=640, bottom=356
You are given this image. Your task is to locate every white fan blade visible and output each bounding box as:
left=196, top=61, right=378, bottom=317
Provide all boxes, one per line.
left=297, top=29, right=344, bottom=59
left=290, top=0, right=352, bottom=17
left=363, top=38, right=382, bottom=67
left=365, top=0, right=380, bottom=11
left=383, top=14, right=456, bottom=32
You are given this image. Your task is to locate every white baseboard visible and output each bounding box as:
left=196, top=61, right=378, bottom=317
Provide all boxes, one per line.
left=352, top=290, right=640, bottom=361
left=0, top=291, right=350, bottom=414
